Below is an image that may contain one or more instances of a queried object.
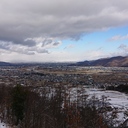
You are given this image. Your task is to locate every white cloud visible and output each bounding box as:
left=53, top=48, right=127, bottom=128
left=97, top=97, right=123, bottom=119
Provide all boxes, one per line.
left=64, top=44, right=75, bottom=50
left=107, top=44, right=128, bottom=57
left=118, top=44, right=128, bottom=52
left=108, top=34, right=128, bottom=41
left=0, top=46, right=106, bottom=62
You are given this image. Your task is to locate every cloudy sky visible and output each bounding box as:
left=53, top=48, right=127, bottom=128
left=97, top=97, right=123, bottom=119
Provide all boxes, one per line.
left=0, top=0, right=128, bottom=62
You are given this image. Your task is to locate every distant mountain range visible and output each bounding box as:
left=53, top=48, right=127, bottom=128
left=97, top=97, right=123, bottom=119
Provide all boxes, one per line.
left=0, top=61, right=12, bottom=66
left=0, top=56, right=128, bottom=67
left=71, top=56, right=128, bottom=67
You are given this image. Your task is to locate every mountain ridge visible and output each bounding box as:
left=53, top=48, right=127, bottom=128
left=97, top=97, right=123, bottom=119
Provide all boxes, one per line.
left=0, top=56, right=128, bottom=67
left=71, top=56, right=128, bottom=67
left=0, top=61, right=12, bottom=66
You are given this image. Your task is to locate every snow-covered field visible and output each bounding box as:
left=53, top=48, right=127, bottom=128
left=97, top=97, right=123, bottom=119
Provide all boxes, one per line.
left=68, top=86, right=128, bottom=109
left=87, top=89, right=128, bottom=109
left=68, top=86, right=128, bottom=126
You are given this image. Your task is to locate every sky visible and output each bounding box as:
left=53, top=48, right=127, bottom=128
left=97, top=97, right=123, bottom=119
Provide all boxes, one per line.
left=0, top=0, right=128, bottom=62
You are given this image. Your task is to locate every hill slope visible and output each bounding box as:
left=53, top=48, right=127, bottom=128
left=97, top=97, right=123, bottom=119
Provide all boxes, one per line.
left=74, top=56, right=128, bottom=67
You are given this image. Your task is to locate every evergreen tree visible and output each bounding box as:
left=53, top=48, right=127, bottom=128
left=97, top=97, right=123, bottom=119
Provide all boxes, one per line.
left=11, top=85, right=27, bottom=125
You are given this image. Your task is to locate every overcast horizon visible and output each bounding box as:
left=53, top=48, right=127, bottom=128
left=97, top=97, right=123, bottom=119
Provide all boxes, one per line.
left=0, top=0, right=128, bottom=62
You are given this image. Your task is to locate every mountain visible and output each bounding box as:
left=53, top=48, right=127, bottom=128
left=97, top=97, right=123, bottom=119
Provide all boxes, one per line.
left=0, top=56, right=128, bottom=67
left=0, top=61, right=12, bottom=66
left=72, top=56, right=128, bottom=67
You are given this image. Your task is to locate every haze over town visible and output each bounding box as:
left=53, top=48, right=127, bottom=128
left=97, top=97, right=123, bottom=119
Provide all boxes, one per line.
left=0, top=0, right=128, bottom=62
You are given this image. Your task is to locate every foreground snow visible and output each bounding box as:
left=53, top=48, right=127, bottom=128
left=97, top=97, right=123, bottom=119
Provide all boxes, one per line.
left=68, top=86, right=128, bottom=126
left=87, top=89, right=128, bottom=109
left=0, top=122, right=9, bottom=128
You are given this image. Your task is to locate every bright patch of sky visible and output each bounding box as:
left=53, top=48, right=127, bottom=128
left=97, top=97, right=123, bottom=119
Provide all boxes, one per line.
left=60, top=26, right=128, bottom=61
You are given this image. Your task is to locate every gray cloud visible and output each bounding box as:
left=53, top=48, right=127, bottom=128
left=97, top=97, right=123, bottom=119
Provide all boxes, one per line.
left=25, top=37, right=62, bottom=48
left=0, top=40, right=49, bottom=55
left=52, top=42, right=60, bottom=46
left=0, top=0, right=128, bottom=54
left=0, top=37, right=61, bottom=55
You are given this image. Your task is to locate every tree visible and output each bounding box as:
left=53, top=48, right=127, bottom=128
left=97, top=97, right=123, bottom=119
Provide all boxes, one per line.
left=11, top=85, right=27, bottom=125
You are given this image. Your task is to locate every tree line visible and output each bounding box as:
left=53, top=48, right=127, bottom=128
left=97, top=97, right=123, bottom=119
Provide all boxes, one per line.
left=0, top=84, right=124, bottom=128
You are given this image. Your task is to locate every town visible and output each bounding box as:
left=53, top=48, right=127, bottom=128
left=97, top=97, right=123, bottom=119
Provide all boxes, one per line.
left=1, top=64, right=128, bottom=128
left=0, top=65, right=128, bottom=88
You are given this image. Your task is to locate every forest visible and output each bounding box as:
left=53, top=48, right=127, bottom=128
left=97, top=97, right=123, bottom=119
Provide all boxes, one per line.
left=0, top=84, right=125, bottom=128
